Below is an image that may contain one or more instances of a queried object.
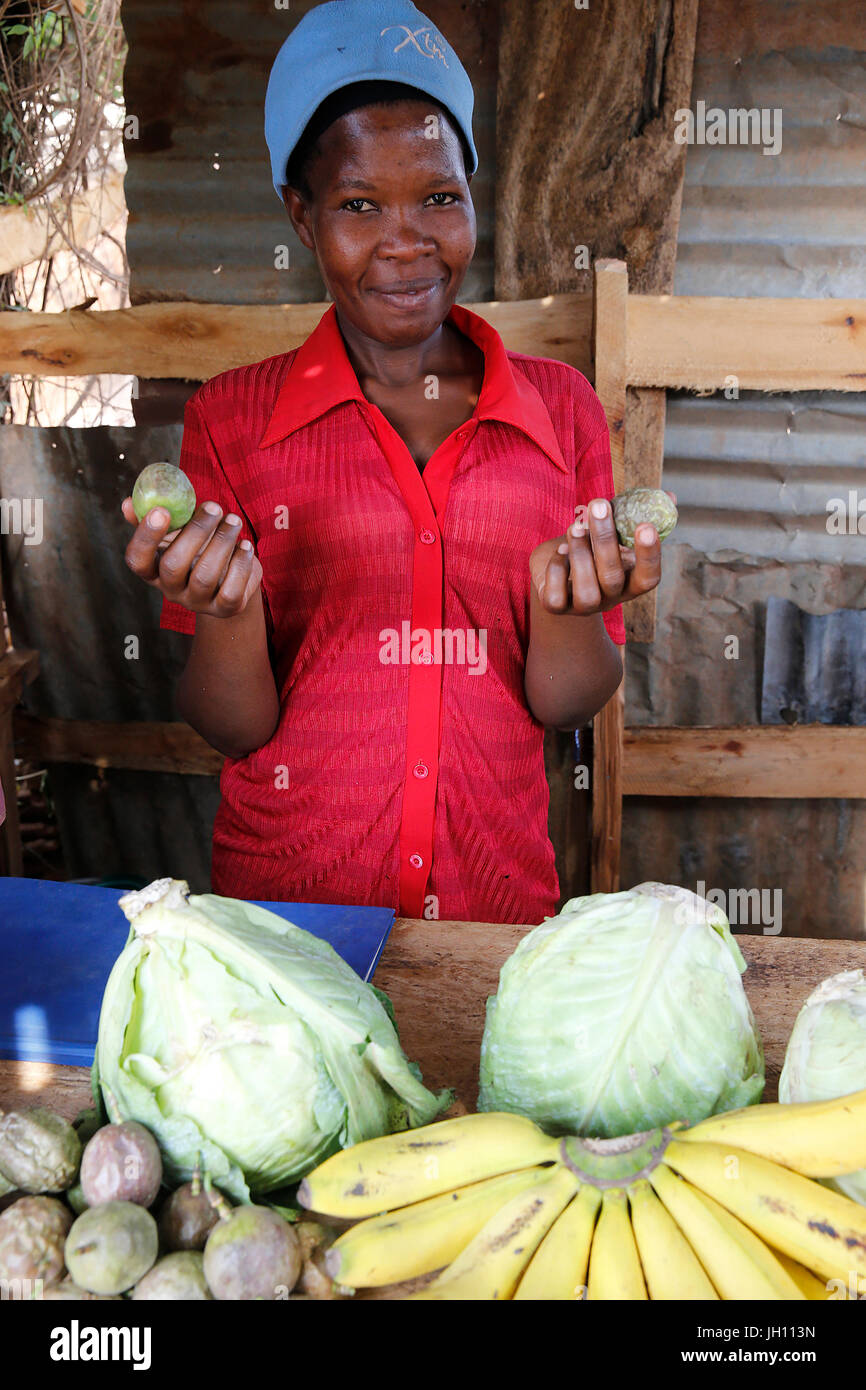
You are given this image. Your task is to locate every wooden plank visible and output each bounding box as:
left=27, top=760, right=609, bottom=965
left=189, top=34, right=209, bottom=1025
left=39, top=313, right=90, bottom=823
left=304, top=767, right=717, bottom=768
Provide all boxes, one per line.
left=591, top=666, right=626, bottom=892
left=2, top=927, right=864, bottom=1124
left=623, top=725, right=866, bottom=798
left=590, top=260, right=629, bottom=894
left=629, top=294, right=866, bottom=392
left=3, top=294, right=864, bottom=393
left=0, top=171, right=125, bottom=276
left=0, top=294, right=593, bottom=382
left=14, top=714, right=865, bottom=798
left=593, top=260, right=628, bottom=495
left=12, top=712, right=224, bottom=777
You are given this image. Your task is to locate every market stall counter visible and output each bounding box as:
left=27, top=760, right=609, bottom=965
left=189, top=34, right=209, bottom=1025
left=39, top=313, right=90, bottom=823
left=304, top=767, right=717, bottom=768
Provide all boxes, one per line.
left=3, top=916, right=865, bottom=1117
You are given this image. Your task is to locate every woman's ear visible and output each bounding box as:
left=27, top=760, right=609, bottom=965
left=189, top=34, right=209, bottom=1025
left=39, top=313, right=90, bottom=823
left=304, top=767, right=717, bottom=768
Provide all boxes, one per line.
left=281, top=185, right=315, bottom=251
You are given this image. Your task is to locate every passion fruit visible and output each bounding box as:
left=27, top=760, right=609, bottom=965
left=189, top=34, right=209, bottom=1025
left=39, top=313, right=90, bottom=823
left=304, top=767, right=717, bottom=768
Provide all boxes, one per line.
left=132, top=462, right=196, bottom=530
left=79, top=1121, right=162, bottom=1208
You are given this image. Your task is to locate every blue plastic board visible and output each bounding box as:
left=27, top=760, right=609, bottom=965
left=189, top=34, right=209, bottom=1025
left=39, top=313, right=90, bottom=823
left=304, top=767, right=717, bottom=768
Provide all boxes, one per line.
left=0, top=879, right=395, bottom=1066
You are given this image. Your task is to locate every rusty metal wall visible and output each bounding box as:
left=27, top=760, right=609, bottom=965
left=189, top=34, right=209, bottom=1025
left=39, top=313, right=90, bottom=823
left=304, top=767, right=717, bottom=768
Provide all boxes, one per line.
left=622, top=0, right=866, bottom=937
left=121, top=0, right=499, bottom=308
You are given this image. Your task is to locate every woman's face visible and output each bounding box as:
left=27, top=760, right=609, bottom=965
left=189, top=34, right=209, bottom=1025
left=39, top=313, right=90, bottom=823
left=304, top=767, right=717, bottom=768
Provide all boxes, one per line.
left=282, top=101, right=476, bottom=347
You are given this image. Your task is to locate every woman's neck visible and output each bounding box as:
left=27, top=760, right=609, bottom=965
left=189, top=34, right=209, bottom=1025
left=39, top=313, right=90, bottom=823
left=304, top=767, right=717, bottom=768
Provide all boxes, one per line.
left=335, top=310, right=458, bottom=389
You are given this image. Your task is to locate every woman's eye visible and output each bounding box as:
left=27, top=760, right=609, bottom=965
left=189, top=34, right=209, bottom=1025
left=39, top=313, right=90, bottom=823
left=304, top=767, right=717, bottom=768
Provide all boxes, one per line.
left=426, top=192, right=458, bottom=206
left=342, top=198, right=375, bottom=212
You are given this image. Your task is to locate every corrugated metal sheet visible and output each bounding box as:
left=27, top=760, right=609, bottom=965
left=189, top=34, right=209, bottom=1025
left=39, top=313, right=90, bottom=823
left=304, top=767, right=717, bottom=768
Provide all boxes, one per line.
left=0, top=425, right=219, bottom=891
left=761, top=596, right=866, bottom=725
left=121, top=0, right=499, bottom=307
left=662, top=17, right=866, bottom=563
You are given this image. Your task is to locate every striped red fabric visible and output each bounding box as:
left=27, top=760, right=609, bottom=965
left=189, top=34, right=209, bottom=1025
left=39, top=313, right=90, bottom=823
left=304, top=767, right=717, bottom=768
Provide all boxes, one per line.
left=160, top=303, right=625, bottom=924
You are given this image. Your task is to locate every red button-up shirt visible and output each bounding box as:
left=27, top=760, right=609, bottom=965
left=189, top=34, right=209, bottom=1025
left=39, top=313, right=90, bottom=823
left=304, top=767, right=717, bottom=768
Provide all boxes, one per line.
left=160, top=303, right=625, bottom=924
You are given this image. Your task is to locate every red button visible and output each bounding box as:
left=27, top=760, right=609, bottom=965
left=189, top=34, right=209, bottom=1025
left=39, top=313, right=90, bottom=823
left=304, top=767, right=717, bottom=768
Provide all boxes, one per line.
left=408, top=853, right=424, bottom=869
left=419, top=529, right=436, bottom=545
left=413, top=762, right=429, bottom=779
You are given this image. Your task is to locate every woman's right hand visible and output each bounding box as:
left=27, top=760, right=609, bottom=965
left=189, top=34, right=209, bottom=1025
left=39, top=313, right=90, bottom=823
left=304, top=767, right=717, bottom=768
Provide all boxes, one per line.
left=122, top=498, right=263, bottom=617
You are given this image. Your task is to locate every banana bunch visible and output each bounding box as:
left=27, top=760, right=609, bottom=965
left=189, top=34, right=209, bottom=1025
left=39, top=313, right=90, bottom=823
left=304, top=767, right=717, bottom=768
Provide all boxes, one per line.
left=296, top=1090, right=866, bottom=1300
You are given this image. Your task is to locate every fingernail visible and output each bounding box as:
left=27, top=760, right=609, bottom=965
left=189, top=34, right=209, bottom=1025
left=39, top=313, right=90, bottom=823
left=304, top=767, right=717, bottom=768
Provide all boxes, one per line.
left=239, top=539, right=252, bottom=552
left=146, top=509, right=166, bottom=528
left=571, top=522, right=586, bottom=538
left=557, top=542, right=569, bottom=555
left=591, top=500, right=608, bottom=519
left=203, top=501, right=221, bottom=516
left=225, top=513, right=241, bottom=527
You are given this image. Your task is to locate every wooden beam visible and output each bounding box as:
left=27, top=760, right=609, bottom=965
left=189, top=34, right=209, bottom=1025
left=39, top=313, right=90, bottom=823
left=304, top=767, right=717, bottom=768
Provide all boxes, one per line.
left=0, top=294, right=594, bottom=383
left=628, top=294, right=866, bottom=392
left=590, top=261, right=629, bottom=894
left=2, top=295, right=864, bottom=393
left=0, top=171, right=125, bottom=276
left=623, top=725, right=866, bottom=798
left=12, top=713, right=224, bottom=777
left=12, top=715, right=865, bottom=800
left=593, top=260, right=628, bottom=495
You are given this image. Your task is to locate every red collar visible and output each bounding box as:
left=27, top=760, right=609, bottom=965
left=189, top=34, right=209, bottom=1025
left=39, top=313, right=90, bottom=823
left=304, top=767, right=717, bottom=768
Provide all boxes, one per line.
left=257, top=302, right=569, bottom=473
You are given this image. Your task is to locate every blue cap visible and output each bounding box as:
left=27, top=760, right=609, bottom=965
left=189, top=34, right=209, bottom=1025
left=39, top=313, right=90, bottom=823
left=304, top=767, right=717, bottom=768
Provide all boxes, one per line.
left=264, top=0, right=478, bottom=199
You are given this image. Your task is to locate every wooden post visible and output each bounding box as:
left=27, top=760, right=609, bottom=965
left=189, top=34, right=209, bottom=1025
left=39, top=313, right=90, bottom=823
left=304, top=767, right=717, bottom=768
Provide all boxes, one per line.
left=591, top=260, right=628, bottom=893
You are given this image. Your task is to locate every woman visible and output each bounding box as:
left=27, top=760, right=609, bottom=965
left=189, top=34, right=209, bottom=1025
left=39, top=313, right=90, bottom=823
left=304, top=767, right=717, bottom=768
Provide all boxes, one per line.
left=122, top=0, right=663, bottom=924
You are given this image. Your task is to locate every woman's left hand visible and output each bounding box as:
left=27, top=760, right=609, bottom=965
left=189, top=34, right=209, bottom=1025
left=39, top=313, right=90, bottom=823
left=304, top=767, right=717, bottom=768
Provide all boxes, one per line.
left=529, top=493, right=675, bottom=615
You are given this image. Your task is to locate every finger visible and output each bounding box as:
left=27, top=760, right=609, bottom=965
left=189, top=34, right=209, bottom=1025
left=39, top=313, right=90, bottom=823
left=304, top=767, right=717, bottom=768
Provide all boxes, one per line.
left=241, top=555, right=264, bottom=610
left=156, top=502, right=224, bottom=595
left=210, top=538, right=254, bottom=615
left=665, top=489, right=677, bottom=505
left=565, top=520, right=602, bottom=613
left=585, top=498, right=625, bottom=599
left=121, top=496, right=137, bottom=525
left=540, top=548, right=571, bottom=613
left=625, top=522, right=662, bottom=597
left=124, top=506, right=174, bottom=584
left=184, top=512, right=244, bottom=603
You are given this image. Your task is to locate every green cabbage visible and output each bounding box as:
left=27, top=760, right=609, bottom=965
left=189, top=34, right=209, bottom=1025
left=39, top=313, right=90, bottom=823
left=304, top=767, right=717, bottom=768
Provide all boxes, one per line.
left=478, top=883, right=764, bottom=1136
left=779, top=969, right=866, bottom=1205
left=94, top=879, right=449, bottom=1201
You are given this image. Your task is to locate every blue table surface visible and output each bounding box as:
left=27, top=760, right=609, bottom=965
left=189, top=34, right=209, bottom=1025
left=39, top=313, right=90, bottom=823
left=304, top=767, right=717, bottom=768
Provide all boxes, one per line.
left=0, top=879, right=395, bottom=1067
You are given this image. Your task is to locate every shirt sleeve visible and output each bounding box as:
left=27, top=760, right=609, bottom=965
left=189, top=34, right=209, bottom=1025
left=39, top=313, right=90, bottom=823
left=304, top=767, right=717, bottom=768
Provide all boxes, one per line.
left=158, top=393, right=255, bottom=636
left=576, top=423, right=626, bottom=647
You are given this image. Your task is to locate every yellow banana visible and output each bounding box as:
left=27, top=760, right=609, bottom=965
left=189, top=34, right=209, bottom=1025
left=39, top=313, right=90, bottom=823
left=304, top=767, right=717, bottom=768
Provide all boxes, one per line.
left=665, top=1138, right=866, bottom=1294
left=298, top=1112, right=559, bottom=1218
left=681, top=1088, right=866, bottom=1178
left=770, top=1248, right=833, bottom=1301
left=409, top=1164, right=579, bottom=1300
left=686, top=1183, right=805, bottom=1299
left=513, top=1184, right=600, bottom=1300
left=324, top=1166, right=547, bottom=1288
left=650, top=1163, right=792, bottom=1299
left=628, top=1178, right=718, bottom=1300
left=586, top=1188, right=647, bottom=1300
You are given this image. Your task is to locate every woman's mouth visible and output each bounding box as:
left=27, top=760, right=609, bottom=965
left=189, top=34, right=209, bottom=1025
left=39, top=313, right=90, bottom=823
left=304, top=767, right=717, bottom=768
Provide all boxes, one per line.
left=369, top=279, right=443, bottom=310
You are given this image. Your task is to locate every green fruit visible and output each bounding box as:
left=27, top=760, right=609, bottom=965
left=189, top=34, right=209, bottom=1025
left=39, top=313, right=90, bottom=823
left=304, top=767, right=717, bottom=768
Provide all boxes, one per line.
left=132, top=462, right=196, bottom=530
left=0, top=1108, right=82, bottom=1194
left=66, top=1183, right=88, bottom=1216
left=80, top=1121, right=162, bottom=1208
left=0, top=1196, right=73, bottom=1284
left=65, top=1201, right=158, bottom=1295
left=612, top=487, right=678, bottom=547
left=133, top=1251, right=212, bottom=1300
left=203, top=1205, right=301, bottom=1301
